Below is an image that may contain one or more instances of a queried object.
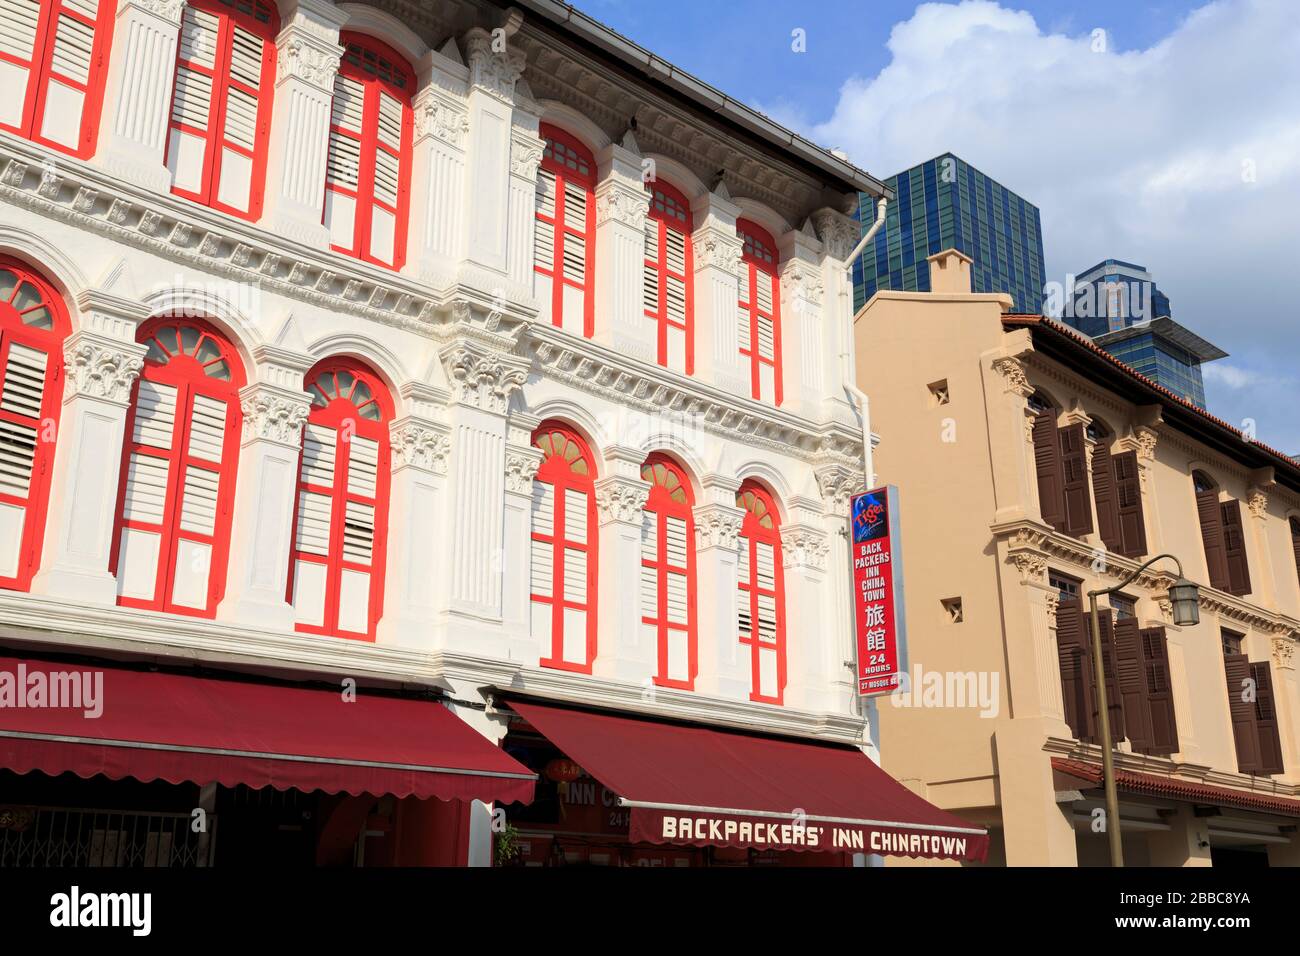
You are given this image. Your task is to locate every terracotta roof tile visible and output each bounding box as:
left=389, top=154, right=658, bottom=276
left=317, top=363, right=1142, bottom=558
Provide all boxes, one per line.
left=1052, top=757, right=1300, bottom=818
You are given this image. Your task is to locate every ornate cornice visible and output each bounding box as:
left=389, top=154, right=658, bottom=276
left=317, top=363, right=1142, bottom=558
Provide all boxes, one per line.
left=464, top=27, right=527, bottom=103
left=440, top=343, right=529, bottom=415
left=240, top=385, right=311, bottom=447
left=63, top=337, right=144, bottom=404
left=527, top=325, right=861, bottom=466
left=594, top=475, right=650, bottom=526
left=390, top=421, right=452, bottom=475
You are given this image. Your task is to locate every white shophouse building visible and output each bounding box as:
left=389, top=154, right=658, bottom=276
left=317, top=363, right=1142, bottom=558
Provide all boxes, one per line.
left=0, top=0, right=987, bottom=867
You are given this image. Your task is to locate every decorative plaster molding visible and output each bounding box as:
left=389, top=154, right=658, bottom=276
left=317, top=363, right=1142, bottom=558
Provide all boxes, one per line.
left=594, top=476, right=650, bottom=526
left=1045, top=592, right=1060, bottom=629
left=692, top=226, right=742, bottom=276
left=414, top=92, right=469, bottom=149
left=504, top=449, right=543, bottom=494
left=129, top=0, right=184, bottom=24
left=693, top=503, right=744, bottom=551
left=510, top=132, right=545, bottom=179
left=63, top=338, right=144, bottom=404
left=277, top=35, right=342, bottom=90
left=390, top=422, right=452, bottom=475
left=441, top=344, right=528, bottom=414
left=1247, top=486, right=1269, bottom=520
left=240, top=386, right=311, bottom=446
left=781, top=526, right=830, bottom=572
left=1008, top=550, right=1048, bottom=584
left=814, top=464, right=863, bottom=513
left=992, top=356, right=1034, bottom=399
left=1134, top=425, right=1159, bottom=462
left=781, top=258, right=824, bottom=307
left=594, top=181, right=649, bottom=230
left=1273, top=637, right=1296, bottom=671
left=810, top=208, right=857, bottom=262
left=464, top=28, right=526, bottom=103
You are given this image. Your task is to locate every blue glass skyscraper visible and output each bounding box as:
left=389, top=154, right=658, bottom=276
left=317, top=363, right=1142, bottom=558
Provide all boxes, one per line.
left=852, top=153, right=1045, bottom=314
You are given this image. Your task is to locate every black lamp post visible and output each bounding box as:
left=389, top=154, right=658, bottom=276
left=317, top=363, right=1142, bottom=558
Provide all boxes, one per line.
left=1086, top=554, right=1200, bottom=867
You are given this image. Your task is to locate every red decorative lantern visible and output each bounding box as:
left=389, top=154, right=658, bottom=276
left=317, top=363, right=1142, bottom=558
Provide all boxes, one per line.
left=544, top=758, right=582, bottom=783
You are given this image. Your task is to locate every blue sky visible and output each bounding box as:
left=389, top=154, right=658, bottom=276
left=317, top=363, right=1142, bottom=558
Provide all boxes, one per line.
left=574, top=0, right=1300, bottom=454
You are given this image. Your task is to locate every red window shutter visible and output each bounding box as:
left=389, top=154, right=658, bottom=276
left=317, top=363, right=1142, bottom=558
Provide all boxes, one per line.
left=1091, top=441, right=1120, bottom=551
left=642, top=182, right=694, bottom=374
left=1223, top=652, right=1262, bottom=773
left=640, top=455, right=697, bottom=689
left=1250, top=661, right=1285, bottom=776
left=165, top=0, right=280, bottom=219
left=1057, top=424, right=1093, bottom=537
left=1090, top=610, right=1125, bottom=744
left=0, top=0, right=116, bottom=158
left=535, top=125, right=596, bottom=338
left=1140, top=627, right=1179, bottom=756
left=1196, top=489, right=1230, bottom=590
left=1113, top=617, right=1154, bottom=753
left=1112, top=450, right=1147, bottom=558
left=1055, top=599, right=1095, bottom=741
left=736, top=482, right=786, bottom=704
left=1220, top=499, right=1252, bottom=596
left=1032, top=409, right=1066, bottom=531
left=736, top=220, right=782, bottom=406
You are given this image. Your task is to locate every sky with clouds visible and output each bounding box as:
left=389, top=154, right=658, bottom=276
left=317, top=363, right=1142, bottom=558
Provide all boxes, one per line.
left=576, top=0, right=1300, bottom=453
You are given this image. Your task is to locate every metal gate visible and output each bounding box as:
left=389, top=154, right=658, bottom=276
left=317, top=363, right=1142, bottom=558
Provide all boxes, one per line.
left=0, top=806, right=216, bottom=867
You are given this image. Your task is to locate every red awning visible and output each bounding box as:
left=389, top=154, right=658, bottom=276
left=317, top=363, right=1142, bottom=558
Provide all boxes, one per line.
left=510, top=699, right=988, bottom=862
left=0, top=656, right=534, bottom=804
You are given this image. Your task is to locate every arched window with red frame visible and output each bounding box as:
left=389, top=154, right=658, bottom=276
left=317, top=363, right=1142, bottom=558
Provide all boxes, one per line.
left=737, top=219, right=782, bottom=405
left=639, top=454, right=697, bottom=688
left=111, top=318, right=245, bottom=617
left=287, top=360, right=392, bottom=641
left=165, top=0, right=279, bottom=220
left=534, top=125, right=595, bottom=337
left=529, top=423, right=597, bottom=671
left=0, top=0, right=115, bottom=158
left=323, top=33, right=414, bottom=270
left=0, top=257, right=70, bottom=591
left=642, top=181, right=694, bottom=374
left=737, top=481, right=786, bottom=703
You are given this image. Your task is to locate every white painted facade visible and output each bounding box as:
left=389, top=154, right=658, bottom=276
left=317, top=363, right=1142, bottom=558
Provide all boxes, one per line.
left=0, top=0, right=881, bottom=803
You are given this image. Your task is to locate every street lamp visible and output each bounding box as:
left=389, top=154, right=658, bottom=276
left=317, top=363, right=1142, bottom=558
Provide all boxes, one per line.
left=1086, top=554, right=1200, bottom=867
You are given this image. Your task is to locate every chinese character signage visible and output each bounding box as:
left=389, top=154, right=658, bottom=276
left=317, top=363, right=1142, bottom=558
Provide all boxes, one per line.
left=850, top=486, right=907, bottom=697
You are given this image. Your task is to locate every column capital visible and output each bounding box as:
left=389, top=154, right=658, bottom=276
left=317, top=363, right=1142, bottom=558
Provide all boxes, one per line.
left=124, top=0, right=185, bottom=26
left=510, top=128, right=545, bottom=180
left=1247, top=486, right=1269, bottom=520
left=595, top=176, right=650, bottom=231
left=63, top=333, right=146, bottom=405
left=781, top=524, right=830, bottom=573
left=440, top=342, right=529, bottom=415
left=694, top=501, right=744, bottom=552
left=693, top=221, right=742, bottom=277
left=239, top=382, right=311, bottom=448
left=390, top=417, right=452, bottom=475
left=814, top=462, right=863, bottom=514
left=414, top=85, right=470, bottom=150
left=810, top=207, right=859, bottom=263
left=1272, top=636, right=1296, bottom=671
left=463, top=27, right=527, bottom=104
left=505, top=446, right=543, bottom=495
left=991, top=355, right=1034, bottom=399
left=275, top=28, right=344, bottom=93
left=594, top=474, right=650, bottom=527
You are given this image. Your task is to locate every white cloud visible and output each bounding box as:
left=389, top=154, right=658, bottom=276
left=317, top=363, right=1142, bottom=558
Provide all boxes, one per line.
left=1202, top=363, right=1263, bottom=390
left=780, top=0, right=1300, bottom=450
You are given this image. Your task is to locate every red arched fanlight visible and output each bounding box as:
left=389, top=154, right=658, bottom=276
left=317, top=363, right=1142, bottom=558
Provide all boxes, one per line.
left=287, top=359, right=392, bottom=641
left=0, top=257, right=71, bottom=591
left=737, top=219, right=782, bottom=406
left=642, top=180, right=694, bottom=374
left=165, top=0, right=280, bottom=220
left=111, top=317, right=246, bottom=617
left=530, top=422, right=598, bottom=671
left=535, top=125, right=596, bottom=338
left=323, top=32, right=415, bottom=270
left=640, top=453, right=697, bottom=688
left=0, top=0, right=116, bottom=158
left=737, top=480, right=786, bottom=703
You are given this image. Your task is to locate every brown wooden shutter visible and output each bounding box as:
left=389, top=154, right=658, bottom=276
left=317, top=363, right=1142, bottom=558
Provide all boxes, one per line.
left=1090, top=610, right=1125, bottom=743
left=1055, top=599, right=1094, bottom=741
left=1091, top=441, right=1121, bottom=552
left=1058, top=424, right=1094, bottom=537
left=1290, top=519, right=1300, bottom=588
left=1113, top=451, right=1148, bottom=558
left=1141, top=627, right=1179, bottom=756
left=1113, top=617, right=1154, bottom=753
left=1197, top=489, right=1230, bottom=591
left=1033, top=410, right=1066, bottom=532
left=1223, top=653, right=1263, bottom=773
left=1251, top=661, right=1285, bottom=775
left=1220, top=500, right=1252, bottom=596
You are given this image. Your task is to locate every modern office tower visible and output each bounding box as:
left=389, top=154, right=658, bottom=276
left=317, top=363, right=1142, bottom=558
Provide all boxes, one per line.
left=853, top=152, right=1046, bottom=313
left=1064, top=260, right=1226, bottom=408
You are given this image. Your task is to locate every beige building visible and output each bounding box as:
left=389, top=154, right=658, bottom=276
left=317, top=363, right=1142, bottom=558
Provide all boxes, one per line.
left=858, top=249, right=1300, bottom=866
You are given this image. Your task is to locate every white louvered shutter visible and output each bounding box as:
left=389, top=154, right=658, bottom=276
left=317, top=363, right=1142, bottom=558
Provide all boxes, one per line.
left=170, top=393, right=228, bottom=609
left=529, top=480, right=555, bottom=650
left=642, top=219, right=659, bottom=316
left=324, top=73, right=365, bottom=253
left=664, top=229, right=687, bottom=371
left=561, top=181, right=587, bottom=284
left=0, top=341, right=47, bottom=577
left=215, top=22, right=264, bottom=213
left=639, top=510, right=658, bottom=620
left=755, top=540, right=778, bottom=697
left=368, top=90, right=403, bottom=265
left=168, top=5, right=219, bottom=196
left=116, top=381, right=177, bottom=602
left=560, top=486, right=589, bottom=664
left=736, top=533, right=752, bottom=639
left=290, top=423, right=334, bottom=627
left=37, top=0, right=102, bottom=150
left=534, top=168, right=556, bottom=271
left=0, top=0, right=41, bottom=135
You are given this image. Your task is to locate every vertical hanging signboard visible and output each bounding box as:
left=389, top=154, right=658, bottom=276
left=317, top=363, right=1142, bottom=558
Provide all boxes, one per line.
left=850, top=486, right=907, bottom=697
